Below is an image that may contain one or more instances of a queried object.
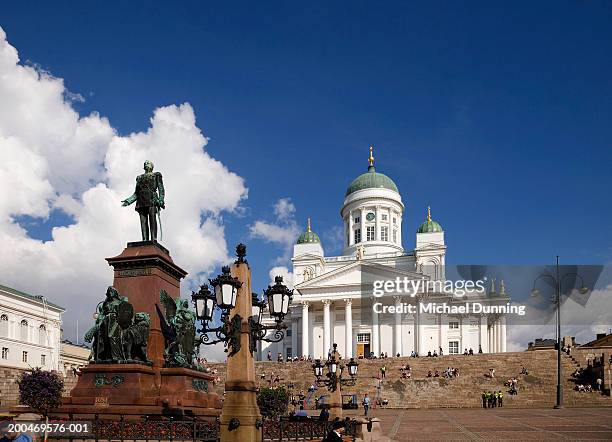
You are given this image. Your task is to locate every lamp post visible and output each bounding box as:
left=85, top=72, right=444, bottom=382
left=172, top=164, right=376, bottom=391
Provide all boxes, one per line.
left=531, top=256, right=589, bottom=409
left=311, top=343, right=358, bottom=418
left=190, top=244, right=293, bottom=442
left=248, top=277, right=293, bottom=354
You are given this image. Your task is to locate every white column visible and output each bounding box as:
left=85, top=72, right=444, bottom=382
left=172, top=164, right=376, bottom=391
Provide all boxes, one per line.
left=418, top=309, right=426, bottom=355
left=394, top=296, right=403, bottom=356
left=492, top=320, right=498, bottom=353
left=487, top=319, right=492, bottom=353
left=375, top=205, right=380, bottom=241
left=323, top=300, right=331, bottom=357
left=479, top=315, right=487, bottom=353
left=458, top=316, right=464, bottom=353
left=349, top=210, right=354, bottom=246
left=291, top=319, right=298, bottom=359
left=413, top=313, right=418, bottom=354
left=345, top=299, right=353, bottom=358
left=439, top=315, right=448, bottom=354
left=372, top=298, right=380, bottom=357
left=360, top=207, right=366, bottom=242
left=397, top=213, right=402, bottom=247
left=301, top=302, right=309, bottom=357
left=500, top=316, right=507, bottom=353
left=437, top=314, right=442, bottom=352
left=497, top=320, right=502, bottom=352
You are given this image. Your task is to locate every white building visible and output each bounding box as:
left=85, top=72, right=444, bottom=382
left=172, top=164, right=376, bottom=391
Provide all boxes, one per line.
left=60, top=340, right=90, bottom=375
left=260, top=148, right=508, bottom=360
left=0, top=284, right=64, bottom=371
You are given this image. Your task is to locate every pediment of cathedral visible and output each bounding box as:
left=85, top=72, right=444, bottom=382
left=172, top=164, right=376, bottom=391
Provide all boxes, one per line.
left=295, top=260, right=427, bottom=292
left=292, top=252, right=326, bottom=263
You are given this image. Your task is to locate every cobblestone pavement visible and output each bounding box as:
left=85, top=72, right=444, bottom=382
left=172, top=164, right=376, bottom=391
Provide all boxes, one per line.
left=344, top=407, right=612, bottom=441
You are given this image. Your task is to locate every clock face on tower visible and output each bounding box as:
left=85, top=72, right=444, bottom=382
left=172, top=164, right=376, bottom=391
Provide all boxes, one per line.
left=366, top=212, right=375, bottom=221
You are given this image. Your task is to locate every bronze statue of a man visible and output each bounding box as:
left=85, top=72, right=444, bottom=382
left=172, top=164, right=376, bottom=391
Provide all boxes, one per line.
left=122, top=160, right=165, bottom=241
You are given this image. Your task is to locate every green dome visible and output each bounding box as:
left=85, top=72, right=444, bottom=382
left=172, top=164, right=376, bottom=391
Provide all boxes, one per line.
left=345, top=165, right=399, bottom=197
left=417, top=207, right=443, bottom=233
left=296, top=219, right=320, bottom=244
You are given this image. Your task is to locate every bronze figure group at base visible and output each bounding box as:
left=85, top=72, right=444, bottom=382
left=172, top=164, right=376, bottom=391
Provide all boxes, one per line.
left=84, top=286, right=151, bottom=364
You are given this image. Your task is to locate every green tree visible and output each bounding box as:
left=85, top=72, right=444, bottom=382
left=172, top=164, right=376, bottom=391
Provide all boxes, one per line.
left=257, top=386, right=289, bottom=419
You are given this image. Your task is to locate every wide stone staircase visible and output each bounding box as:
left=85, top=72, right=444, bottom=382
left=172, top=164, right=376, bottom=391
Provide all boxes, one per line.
left=208, top=350, right=611, bottom=409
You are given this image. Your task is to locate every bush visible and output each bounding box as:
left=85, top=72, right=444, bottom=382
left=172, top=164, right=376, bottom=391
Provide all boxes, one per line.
left=257, top=386, right=289, bottom=419
left=18, top=368, right=64, bottom=416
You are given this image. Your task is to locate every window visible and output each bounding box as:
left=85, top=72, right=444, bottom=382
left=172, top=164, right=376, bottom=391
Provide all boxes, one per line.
left=392, top=229, right=397, bottom=243
left=393, top=217, right=397, bottom=225
left=41, top=354, right=46, bottom=366
left=0, top=314, right=7, bottom=337
left=39, top=325, right=46, bottom=345
left=20, top=320, right=28, bottom=341
left=449, top=321, right=459, bottom=329
left=381, top=226, right=389, bottom=242
left=354, top=217, right=360, bottom=224
left=366, top=226, right=375, bottom=241
left=449, top=341, right=459, bottom=354
left=354, top=228, right=361, bottom=243
left=1, top=347, right=8, bottom=359
left=22, top=351, right=28, bottom=363
left=357, top=333, right=370, bottom=343
left=286, top=329, right=292, bottom=337
left=382, top=214, right=388, bottom=221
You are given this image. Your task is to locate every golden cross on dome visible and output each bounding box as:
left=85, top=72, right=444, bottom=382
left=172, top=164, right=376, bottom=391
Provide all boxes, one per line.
left=368, top=146, right=374, bottom=167
left=307, top=217, right=311, bottom=232
left=427, top=206, right=432, bottom=222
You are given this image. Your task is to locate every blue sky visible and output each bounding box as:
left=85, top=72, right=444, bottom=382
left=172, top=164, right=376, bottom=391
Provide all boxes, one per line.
left=3, top=1, right=612, bottom=302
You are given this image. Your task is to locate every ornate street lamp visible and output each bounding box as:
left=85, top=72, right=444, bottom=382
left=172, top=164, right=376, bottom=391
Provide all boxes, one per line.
left=346, top=358, right=359, bottom=377
left=312, top=343, right=358, bottom=391
left=191, top=284, right=216, bottom=323
left=191, top=243, right=295, bottom=358
left=531, top=256, right=589, bottom=409
left=191, top=254, right=244, bottom=356
left=209, top=266, right=241, bottom=311
left=312, top=359, right=325, bottom=379
left=248, top=276, right=294, bottom=354
left=251, top=293, right=265, bottom=325
left=265, top=276, right=293, bottom=321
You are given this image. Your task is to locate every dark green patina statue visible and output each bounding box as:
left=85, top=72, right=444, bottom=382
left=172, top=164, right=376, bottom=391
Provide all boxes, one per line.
left=156, top=289, right=197, bottom=368
left=121, top=160, right=165, bottom=242
left=84, top=286, right=151, bottom=364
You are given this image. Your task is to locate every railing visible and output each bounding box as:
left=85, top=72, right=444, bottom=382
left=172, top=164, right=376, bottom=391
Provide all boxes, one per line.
left=324, top=250, right=406, bottom=263
left=46, top=414, right=219, bottom=441
left=262, top=416, right=357, bottom=441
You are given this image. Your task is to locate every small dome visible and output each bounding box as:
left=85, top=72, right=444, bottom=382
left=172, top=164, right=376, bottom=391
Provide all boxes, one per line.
left=345, top=147, right=399, bottom=197
left=417, top=206, right=443, bottom=233
left=296, top=218, right=320, bottom=244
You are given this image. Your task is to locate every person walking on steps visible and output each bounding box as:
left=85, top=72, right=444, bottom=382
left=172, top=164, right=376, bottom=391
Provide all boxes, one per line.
left=362, top=393, right=370, bottom=417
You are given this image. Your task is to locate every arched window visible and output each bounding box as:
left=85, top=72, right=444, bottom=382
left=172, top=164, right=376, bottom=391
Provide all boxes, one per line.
left=0, top=314, right=8, bottom=337
left=20, top=319, right=28, bottom=342
left=39, top=324, right=47, bottom=345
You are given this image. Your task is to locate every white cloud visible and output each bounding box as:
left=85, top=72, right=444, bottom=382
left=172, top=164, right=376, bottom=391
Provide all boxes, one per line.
left=506, top=283, right=612, bottom=350
left=273, top=197, right=295, bottom=221
left=249, top=220, right=299, bottom=247
left=0, top=27, right=248, bottom=352
left=269, top=266, right=294, bottom=290
left=249, top=197, right=300, bottom=262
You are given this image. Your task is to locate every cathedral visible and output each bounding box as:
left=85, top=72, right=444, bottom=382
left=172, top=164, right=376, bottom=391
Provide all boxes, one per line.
left=260, top=148, right=508, bottom=360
